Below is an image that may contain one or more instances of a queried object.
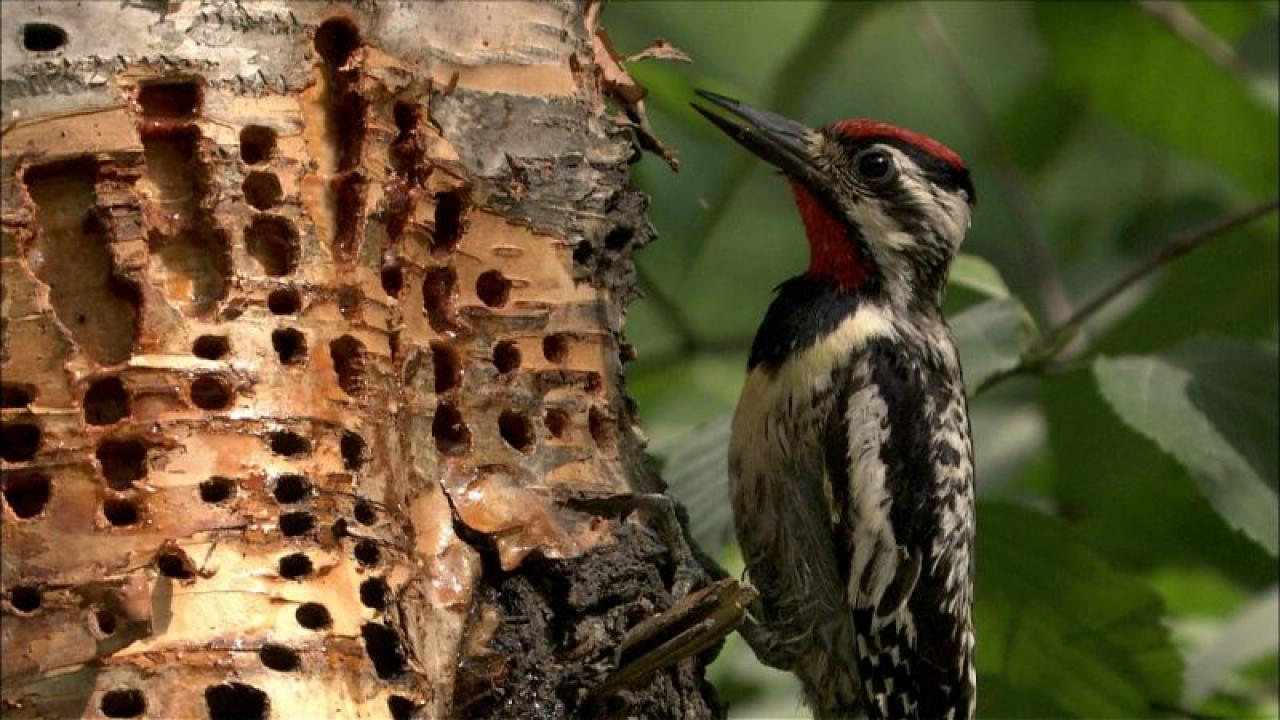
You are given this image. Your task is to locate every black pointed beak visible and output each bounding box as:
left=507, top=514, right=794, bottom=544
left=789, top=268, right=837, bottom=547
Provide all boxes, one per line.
left=692, top=90, right=826, bottom=190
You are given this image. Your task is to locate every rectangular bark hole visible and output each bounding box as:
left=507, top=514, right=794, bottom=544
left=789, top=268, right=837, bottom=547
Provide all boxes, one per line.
left=0, top=384, right=36, bottom=408
left=23, top=158, right=140, bottom=364
left=432, top=191, right=466, bottom=254
left=332, top=173, right=367, bottom=262
left=138, top=79, right=201, bottom=118
left=142, top=128, right=228, bottom=314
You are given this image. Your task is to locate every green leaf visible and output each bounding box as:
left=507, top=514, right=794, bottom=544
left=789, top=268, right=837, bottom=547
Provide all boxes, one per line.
left=1093, top=337, right=1279, bottom=555
left=1036, top=2, right=1279, bottom=195
left=949, top=297, right=1036, bottom=394
left=1183, top=585, right=1279, bottom=706
left=950, top=254, right=1011, bottom=300
left=1043, top=369, right=1273, bottom=583
left=1092, top=214, right=1278, bottom=356
left=976, top=502, right=1183, bottom=718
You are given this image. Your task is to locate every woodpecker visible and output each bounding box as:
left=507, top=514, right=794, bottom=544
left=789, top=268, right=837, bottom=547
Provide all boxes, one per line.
left=693, top=90, right=977, bottom=720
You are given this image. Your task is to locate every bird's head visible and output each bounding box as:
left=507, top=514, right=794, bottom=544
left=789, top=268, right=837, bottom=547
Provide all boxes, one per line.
left=694, top=90, right=975, bottom=310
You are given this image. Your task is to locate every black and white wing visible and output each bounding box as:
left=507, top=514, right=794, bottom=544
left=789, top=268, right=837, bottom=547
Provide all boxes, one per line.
left=826, top=338, right=976, bottom=720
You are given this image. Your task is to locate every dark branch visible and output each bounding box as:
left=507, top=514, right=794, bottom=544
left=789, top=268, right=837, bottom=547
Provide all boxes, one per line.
left=975, top=198, right=1280, bottom=395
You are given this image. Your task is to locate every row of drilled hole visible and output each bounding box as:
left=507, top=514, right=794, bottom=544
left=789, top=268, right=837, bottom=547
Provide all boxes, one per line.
left=70, top=455, right=403, bottom=716
left=3, top=399, right=612, bottom=523
left=0, top=416, right=365, bottom=523
left=384, top=263, right=511, bottom=309
left=86, top=683, right=418, bottom=720
left=92, top=681, right=415, bottom=719
left=13, top=46, right=535, bottom=720
left=9, top=20, right=414, bottom=716
left=430, top=401, right=613, bottom=457
left=250, top=28, right=416, bottom=684
left=378, top=189, right=466, bottom=304
left=420, top=334, right=574, bottom=390
left=0, top=318, right=372, bottom=464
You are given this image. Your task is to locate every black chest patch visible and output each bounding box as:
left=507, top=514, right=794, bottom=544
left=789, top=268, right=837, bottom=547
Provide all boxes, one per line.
left=748, top=275, right=859, bottom=371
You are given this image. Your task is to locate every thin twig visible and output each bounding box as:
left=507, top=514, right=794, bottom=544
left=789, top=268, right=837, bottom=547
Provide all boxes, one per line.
left=975, top=198, right=1279, bottom=394
left=917, top=2, right=1077, bottom=330
left=1138, top=0, right=1247, bottom=75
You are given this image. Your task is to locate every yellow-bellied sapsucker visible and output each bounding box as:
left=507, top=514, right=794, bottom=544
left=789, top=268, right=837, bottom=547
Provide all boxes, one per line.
left=694, top=91, right=977, bottom=720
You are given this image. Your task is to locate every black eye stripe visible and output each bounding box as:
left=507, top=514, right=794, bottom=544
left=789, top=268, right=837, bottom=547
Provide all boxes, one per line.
left=835, top=135, right=975, bottom=204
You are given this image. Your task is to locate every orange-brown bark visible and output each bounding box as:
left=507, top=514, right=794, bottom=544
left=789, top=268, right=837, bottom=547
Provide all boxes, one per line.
left=2, top=2, right=722, bottom=718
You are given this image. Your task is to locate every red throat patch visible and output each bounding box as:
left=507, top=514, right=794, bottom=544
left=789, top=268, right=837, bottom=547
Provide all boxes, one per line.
left=789, top=181, right=873, bottom=293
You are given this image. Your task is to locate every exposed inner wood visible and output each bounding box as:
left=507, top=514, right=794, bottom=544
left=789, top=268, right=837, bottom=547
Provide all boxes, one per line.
left=1, top=2, right=720, bottom=719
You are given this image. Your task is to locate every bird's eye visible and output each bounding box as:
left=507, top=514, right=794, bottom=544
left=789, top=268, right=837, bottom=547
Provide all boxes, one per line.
left=855, top=150, right=895, bottom=184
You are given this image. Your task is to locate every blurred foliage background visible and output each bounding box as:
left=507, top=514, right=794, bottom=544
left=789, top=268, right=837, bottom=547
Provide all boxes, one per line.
left=604, top=1, right=1279, bottom=718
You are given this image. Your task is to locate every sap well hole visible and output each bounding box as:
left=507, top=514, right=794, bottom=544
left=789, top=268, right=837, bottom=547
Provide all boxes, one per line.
left=360, top=577, right=388, bottom=610
left=96, top=438, right=147, bottom=490
left=273, top=474, right=311, bottom=503
left=279, top=511, right=316, bottom=537
left=330, top=335, right=367, bottom=396
left=199, top=476, right=235, bottom=503
left=493, top=341, right=521, bottom=374
left=21, top=23, right=67, bottom=52
left=295, top=602, right=332, bottom=630
left=243, top=171, right=283, bottom=210
left=361, top=622, right=406, bottom=678
left=0, top=422, right=40, bottom=462
left=542, top=334, right=569, bottom=364
left=103, top=498, right=141, bottom=527
left=138, top=80, right=200, bottom=118
left=354, top=539, right=381, bottom=566
left=85, top=377, right=130, bottom=425
left=0, top=384, right=35, bottom=408
left=205, top=683, right=268, bottom=720
left=268, top=288, right=302, bottom=315
left=278, top=552, right=314, bottom=579
left=341, top=430, right=367, bottom=471
left=431, top=403, right=470, bottom=455
left=245, top=216, right=299, bottom=276
left=269, top=431, right=310, bottom=457
left=259, top=644, right=301, bottom=672
left=9, top=585, right=41, bottom=613
left=272, top=328, right=307, bottom=365
left=99, top=689, right=146, bottom=719
left=190, top=375, right=233, bottom=410
left=192, top=335, right=230, bottom=360
left=544, top=408, right=570, bottom=440
left=431, top=342, right=461, bottom=393
left=239, top=125, right=277, bottom=165
left=353, top=500, right=377, bottom=526
left=476, top=270, right=510, bottom=308
left=499, top=410, right=534, bottom=453
left=3, top=471, right=51, bottom=519
left=155, top=550, right=195, bottom=579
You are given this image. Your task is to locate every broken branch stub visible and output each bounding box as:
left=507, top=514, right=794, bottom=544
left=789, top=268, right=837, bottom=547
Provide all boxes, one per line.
left=2, top=2, right=726, bottom=718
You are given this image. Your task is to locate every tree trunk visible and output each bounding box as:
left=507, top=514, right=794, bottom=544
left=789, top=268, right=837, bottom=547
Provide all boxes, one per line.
left=1, top=2, right=725, bottom=718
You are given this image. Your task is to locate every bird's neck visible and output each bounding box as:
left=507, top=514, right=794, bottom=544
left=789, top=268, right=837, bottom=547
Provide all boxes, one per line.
left=790, top=183, right=874, bottom=294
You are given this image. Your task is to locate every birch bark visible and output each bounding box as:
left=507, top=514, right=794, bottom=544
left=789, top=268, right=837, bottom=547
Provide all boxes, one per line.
left=1, top=2, right=722, bottom=717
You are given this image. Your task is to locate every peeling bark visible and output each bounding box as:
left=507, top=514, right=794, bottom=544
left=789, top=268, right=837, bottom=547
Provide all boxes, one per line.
left=1, top=2, right=725, bottom=718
